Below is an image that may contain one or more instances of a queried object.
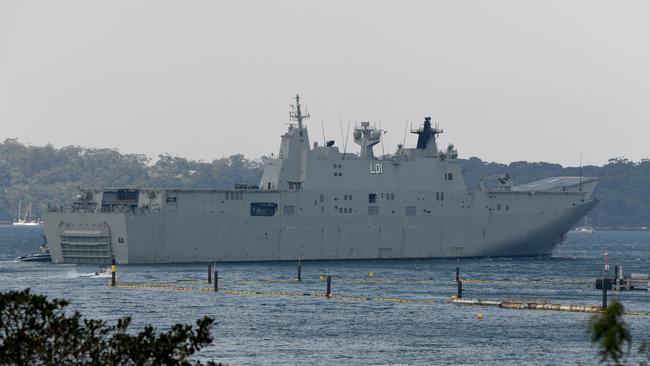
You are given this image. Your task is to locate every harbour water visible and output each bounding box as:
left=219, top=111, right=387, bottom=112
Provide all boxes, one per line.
left=1, top=225, right=649, bottom=365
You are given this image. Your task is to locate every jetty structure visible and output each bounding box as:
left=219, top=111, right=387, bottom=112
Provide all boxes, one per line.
left=44, top=95, right=598, bottom=264
left=596, top=265, right=650, bottom=292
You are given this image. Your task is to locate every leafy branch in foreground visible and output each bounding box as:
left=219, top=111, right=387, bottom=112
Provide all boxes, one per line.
left=589, top=299, right=650, bottom=366
left=590, top=300, right=632, bottom=365
left=0, top=289, right=221, bottom=365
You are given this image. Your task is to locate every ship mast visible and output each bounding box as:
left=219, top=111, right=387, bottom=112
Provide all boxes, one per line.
left=26, top=202, right=32, bottom=221
left=412, top=117, right=443, bottom=149
left=289, top=94, right=309, bottom=129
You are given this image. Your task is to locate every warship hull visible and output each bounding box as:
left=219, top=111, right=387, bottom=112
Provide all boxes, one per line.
left=43, top=96, right=599, bottom=264
left=44, top=182, right=597, bottom=264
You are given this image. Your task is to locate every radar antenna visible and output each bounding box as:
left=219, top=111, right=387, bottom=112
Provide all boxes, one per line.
left=289, top=94, right=310, bottom=129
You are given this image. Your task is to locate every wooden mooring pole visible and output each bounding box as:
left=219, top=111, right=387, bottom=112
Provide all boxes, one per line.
left=456, top=267, right=462, bottom=299
left=326, top=275, right=332, bottom=297
left=297, top=259, right=302, bottom=282
left=602, top=276, right=608, bottom=308
left=111, top=258, right=116, bottom=287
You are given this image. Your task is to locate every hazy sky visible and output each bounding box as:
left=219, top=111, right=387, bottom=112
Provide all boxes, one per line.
left=1, top=1, right=649, bottom=166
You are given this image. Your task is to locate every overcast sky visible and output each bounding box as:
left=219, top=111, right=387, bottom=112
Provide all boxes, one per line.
left=1, top=1, right=648, bottom=166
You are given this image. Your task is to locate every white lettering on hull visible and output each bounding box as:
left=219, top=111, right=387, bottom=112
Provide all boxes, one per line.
left=370, top=163, right=383, bottom=174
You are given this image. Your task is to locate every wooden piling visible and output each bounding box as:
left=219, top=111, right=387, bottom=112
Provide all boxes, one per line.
left=208, top=263, right=212, bottom=284
left=326, top=275, right=332, bottom=297
left=297, top=259, right=302, bottom=282
left=602, top=276, right=607, bottom=308
left=110, top=258, right=117, bottom=287
left=456, top=267, right=462, bottom=299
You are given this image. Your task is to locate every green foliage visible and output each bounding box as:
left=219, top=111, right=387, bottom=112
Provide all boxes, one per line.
left=0, top=139, right=263, bottom=222
left=0, top=289, right=221, bottom=365
left=589, top=300, right=632, bottom=365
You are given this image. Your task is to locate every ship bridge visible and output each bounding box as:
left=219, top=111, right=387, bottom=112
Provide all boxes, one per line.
left=259, top=96, right=464, bottom=192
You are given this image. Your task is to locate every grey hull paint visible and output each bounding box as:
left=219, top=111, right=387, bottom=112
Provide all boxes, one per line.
left=43, top=96, right=599, bottom=264
left=44, top=190, right=597, bottom=264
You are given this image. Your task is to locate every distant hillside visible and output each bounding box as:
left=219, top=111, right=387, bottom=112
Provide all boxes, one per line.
left=1, top=138, right=648, bottom=228
left=0, top=139, right=263, bottom=223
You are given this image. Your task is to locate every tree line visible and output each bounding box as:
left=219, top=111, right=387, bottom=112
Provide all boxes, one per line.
left=1, top=138, right=648, bottom=228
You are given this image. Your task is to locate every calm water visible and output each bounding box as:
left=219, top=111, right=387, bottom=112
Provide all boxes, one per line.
left=1, top=226, right=649, bottom=365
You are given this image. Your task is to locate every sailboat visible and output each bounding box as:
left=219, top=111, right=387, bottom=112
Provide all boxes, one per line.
left=575, top=216, right=594, bottom=233
left=12, top=200, right=43, bottom=226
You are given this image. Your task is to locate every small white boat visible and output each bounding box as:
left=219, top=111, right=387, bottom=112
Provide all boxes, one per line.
left=94, top=266, right=112, bottom=277
left=575, top=216, right=594, bottom=233
left=12, top=221, right=42, bottom=226
left=12, top=201, right=43, bottom=226
left=77, top=266, right=112, bottom=278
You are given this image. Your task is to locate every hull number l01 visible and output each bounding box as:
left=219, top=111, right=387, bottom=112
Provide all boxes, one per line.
left=370, top=163, right=383, bottom=174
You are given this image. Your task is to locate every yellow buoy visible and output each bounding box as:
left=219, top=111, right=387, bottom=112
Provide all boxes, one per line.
left=368, top=271, right=374, bottom=278
left=476, top=312, right=484, bottom=320
left=319, top=275, right=326, bottom=281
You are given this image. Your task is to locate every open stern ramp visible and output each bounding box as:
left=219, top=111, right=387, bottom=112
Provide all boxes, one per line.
left=44, top=213, right=127, bottom=264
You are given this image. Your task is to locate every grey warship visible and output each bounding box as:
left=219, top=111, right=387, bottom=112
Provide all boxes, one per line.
left=44, top=95, right=598, bottom=264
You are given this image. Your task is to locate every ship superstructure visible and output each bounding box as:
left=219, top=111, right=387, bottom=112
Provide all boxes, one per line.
left=44, top=95, right=598, bottom=264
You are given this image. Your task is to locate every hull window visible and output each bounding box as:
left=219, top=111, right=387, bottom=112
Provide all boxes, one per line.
left=250, top=202, right=277, bottom=216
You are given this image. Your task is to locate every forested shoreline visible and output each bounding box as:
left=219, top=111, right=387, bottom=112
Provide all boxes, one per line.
left=1, top=138, right=648, bottom=228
